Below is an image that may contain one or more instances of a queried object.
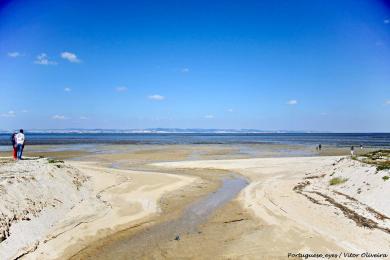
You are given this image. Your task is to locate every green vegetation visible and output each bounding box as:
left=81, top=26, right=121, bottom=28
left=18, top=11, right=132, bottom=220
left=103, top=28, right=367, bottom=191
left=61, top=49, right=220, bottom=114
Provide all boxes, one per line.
left=383, top=176, right=389, bottom=181
left=329, top=177, right=348, bottom=186
left=357, top=150, right=390, bottom=172
left=376, top=161, right=390, bottom=171
left=365, top=150, right=390, bottom=159
left=47, top=159, right=64, bottom=164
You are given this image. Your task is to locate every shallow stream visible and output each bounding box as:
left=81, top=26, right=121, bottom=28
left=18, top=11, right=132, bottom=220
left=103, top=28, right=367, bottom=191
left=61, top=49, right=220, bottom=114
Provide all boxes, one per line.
left=89, top=173, right=248, bottom=259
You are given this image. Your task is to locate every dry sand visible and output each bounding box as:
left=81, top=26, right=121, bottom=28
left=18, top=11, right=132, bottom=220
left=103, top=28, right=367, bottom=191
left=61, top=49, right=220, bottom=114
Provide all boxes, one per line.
left=0, top=158, right=89, bottom=259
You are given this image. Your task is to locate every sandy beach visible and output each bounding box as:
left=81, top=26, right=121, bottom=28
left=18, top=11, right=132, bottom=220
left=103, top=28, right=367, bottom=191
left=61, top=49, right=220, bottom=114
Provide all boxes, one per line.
left=0, top=145, right=389, bottom=259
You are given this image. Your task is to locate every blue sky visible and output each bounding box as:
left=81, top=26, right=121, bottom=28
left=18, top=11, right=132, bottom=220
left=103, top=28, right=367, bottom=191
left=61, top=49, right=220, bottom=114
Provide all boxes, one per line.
left=1, top=0, right=390, bottom=131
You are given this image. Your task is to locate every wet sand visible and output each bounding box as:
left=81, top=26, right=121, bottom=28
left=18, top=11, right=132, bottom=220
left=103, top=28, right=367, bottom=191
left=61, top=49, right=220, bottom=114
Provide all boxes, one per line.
left=73, top=174, right=248, bottom=259
left=0, top=143, right=373, bottom=162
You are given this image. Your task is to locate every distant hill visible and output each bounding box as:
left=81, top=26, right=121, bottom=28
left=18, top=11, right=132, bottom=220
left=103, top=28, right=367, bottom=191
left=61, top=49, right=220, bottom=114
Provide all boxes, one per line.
left=0, top=128, right=326, bottom=134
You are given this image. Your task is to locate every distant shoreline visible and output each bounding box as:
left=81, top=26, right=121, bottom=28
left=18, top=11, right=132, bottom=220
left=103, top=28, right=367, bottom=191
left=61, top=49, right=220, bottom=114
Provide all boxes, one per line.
left=0, top=129, right=336, bottom=134
left=1, top=128, right=389, bottom=134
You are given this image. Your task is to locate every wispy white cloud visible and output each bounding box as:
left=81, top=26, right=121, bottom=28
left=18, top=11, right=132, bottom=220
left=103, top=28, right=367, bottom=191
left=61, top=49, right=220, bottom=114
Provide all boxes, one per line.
left=148, top=94, right=165, bottom=101
left=79, top=116, right=88, bottom=120
left=181, top=68, right=190, bottom=73
left=61, top=51, right=81, bottom=63
left=116, top=86, right=128, bottom=92
left=21, top=109, right=28, bottom=113
left=34, top=53, right=57, bottom=65
left=204, top=114, right=214, bottom=119
left=227, top=108, right=233, bottom=112
left=384, top=19, right=389, bottom=24
left=7, top=52, right=20, bottom=58
left=64, top=87, right=72, bottom=92
left=320, top=112, right=328, bottom=116
left=385, top=100, right=390, bottom=105
left=286, top=99, right=298, bottom=105
left=52, top=115, right=68, bottom=120
left=1, top=110, right=16, bottom=117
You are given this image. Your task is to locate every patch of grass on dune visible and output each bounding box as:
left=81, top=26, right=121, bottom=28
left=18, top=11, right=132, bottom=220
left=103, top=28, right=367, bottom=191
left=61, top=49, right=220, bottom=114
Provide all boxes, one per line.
left=329, top=177, right=348, bottom=186
left=376, top=161, right=390, bottom=171
left=357, top=150, right=390, bottom=172
left=362, top=150, right=390, bottom=160
left=47, top=158, right=64, bottom=164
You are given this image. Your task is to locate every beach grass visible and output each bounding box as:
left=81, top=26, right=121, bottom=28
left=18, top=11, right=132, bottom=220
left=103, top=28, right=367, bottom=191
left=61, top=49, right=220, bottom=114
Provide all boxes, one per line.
left=329, top=177, right=348, bottom=186
left=356, top=150, right=390, bottom=172
left=47, top=158, right=64, bottom=164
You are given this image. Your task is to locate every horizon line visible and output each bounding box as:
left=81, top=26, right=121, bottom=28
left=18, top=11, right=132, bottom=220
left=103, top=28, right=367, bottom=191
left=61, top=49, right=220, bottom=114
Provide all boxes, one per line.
left=1, top=128, right=389, bottom=134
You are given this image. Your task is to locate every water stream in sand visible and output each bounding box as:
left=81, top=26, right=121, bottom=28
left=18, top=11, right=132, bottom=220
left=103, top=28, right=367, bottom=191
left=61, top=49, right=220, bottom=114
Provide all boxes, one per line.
left=89, top=173, right=248, bottom=259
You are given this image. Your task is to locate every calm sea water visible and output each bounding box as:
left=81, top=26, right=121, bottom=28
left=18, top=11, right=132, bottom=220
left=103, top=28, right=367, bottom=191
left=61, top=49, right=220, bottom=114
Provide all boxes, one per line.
left=0, top=133, right=389, bottom=147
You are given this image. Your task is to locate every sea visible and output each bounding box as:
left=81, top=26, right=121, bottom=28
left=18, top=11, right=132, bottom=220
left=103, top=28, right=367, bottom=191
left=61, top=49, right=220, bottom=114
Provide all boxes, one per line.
left=0, top=133, right=389, bottom=148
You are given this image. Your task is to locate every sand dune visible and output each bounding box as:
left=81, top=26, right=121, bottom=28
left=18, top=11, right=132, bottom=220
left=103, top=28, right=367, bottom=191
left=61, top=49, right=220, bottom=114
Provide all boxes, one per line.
left=0, top=159, right=196, bottom=259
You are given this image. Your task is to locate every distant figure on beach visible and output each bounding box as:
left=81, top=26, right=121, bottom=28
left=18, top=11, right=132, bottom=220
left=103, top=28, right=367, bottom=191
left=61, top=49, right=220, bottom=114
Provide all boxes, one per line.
left=360, top=144, right=363, bottom=150
left=11, top=132, right=17, bottom=160
left=318, top=144, right=322, bottom=151
left=350, top=146, right=354, bottom=156
left=15, top=129, right=25, bottom=160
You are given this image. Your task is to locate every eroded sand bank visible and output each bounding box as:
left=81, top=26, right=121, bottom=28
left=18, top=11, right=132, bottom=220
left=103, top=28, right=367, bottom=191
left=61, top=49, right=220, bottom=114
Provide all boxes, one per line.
left=0, top=158, right=196, bottom=259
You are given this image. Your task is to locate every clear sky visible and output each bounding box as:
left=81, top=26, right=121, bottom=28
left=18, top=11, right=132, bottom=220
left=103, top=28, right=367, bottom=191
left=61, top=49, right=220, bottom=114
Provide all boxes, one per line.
left=1, top=0, right=390, bottom=132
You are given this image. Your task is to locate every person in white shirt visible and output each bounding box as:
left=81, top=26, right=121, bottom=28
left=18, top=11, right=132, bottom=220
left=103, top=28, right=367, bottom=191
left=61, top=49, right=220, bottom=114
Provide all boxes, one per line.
left=15, top=129, right=25, bottom=160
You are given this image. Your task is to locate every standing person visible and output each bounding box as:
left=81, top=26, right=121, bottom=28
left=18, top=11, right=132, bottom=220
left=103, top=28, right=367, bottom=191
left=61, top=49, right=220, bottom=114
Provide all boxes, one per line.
left=15, top=129, right=25, bottom=160
left=319, top=144, right=322, bottom=151
left=360, top=144, right=363, bottom=150
left=10, top=132, right=17, bottom=160
left=350, top=146, right=354, bottom=156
